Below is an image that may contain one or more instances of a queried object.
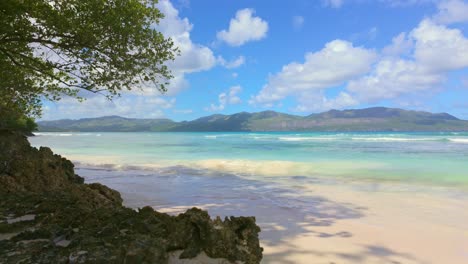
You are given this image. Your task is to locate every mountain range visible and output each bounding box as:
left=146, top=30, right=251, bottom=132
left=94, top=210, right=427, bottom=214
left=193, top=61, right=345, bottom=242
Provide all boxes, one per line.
left=37, top=107, right=468, bottom=132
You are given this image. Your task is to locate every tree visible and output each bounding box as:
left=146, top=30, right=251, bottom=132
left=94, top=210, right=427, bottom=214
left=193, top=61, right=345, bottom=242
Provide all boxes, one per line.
left=0, top=0, right=178, bottom=131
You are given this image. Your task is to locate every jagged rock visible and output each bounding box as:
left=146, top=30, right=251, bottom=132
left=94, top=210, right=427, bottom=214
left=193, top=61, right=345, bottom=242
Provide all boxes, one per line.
left=0, top=131, right=84, bottom=193
left=0, top=131, right=263, bottom=263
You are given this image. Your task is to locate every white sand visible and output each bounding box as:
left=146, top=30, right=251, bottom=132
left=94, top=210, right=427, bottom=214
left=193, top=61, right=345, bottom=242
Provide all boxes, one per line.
left=155, top=183, right=468, bottom=264
left=70, top=157, right=468, bottom=264
left=259, top=185, right=468, bottom=264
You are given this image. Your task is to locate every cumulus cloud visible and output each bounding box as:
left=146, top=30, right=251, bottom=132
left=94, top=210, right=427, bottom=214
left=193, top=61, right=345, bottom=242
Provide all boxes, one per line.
left=382, top=32, right=414, bottom=56
left=217, top=56, right=246, bottom=69
left=432, top=0, right=468, bottom=24
left=217, top=9, right=268, bottom=46
left=294, top=92, right=358, bottom=112
left=227, top=86, right=243, bottom=104
left=206, top=86, right=243, bottom=112
left=346, top=18, right=468, bottom=103
left=42, top=0, right=215, bottom=119
left=412, top=19, right=468, bottom=72
left=156, top=0, right=216, bottom=95
left=251, top=2, right=468, bottom=113
left=346, top=58, right=444, bottom=102
left=250, top=40, right=377, bottom=109
left=346, top=7, right=468, bottom=108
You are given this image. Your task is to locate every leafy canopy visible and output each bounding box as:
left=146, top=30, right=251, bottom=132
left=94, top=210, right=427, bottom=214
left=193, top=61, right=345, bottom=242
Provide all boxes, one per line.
left=0, top=0, right=178, bottom=130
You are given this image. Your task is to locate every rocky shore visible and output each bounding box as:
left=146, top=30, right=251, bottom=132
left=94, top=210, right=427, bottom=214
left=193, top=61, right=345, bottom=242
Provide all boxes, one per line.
left=0, top=131, right=263, bottom=263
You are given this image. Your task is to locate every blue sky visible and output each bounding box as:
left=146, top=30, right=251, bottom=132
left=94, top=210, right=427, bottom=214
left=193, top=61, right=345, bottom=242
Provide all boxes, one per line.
left=42, top=0, right=468, bottom=121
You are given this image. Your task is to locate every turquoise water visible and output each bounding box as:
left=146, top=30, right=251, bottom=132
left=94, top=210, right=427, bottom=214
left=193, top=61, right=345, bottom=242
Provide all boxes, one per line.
left=30, top=132, right=468, bottom=188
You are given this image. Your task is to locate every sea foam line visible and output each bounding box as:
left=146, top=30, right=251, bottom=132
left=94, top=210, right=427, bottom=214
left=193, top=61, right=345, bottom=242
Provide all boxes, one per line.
left=448, top=138, right=468, bottom=144
left=278, top=137, right=336, bottom=141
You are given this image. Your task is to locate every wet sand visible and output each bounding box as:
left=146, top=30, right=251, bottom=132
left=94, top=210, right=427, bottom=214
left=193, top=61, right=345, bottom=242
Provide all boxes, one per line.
left=76, top=165, right=468, bottom=264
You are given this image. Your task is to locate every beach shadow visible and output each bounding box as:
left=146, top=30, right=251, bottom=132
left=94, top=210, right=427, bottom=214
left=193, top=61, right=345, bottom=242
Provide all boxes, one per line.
left=79, top=166, right=426, bottom=263
left=263, top=243, right=426, bottom=264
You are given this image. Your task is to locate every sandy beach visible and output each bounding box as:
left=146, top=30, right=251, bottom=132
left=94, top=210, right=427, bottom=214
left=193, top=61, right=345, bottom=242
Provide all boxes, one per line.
left=75, top=165, right=468, bottom=264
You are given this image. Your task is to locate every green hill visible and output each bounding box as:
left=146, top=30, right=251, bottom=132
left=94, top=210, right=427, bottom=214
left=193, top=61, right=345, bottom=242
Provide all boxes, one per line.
left=38, top=116, right=176, bottom=132
left=37, top=107, right=468, bottom=132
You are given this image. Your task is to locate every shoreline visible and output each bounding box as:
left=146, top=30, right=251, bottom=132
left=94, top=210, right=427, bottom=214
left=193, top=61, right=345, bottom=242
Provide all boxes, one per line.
left=0, top=132, right=264, bottom=263
left=72, top=157, right=468, bottom=195
left=76, top=164, right=468, bottom=264
left=28, top=132, right=468, bottom=263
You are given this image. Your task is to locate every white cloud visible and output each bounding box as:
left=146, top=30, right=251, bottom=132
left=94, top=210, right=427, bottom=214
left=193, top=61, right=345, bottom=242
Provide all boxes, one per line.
left=323, top=0, right=345, bottom=8
left=42, top=96, right=176, bottom=120
left=250, top=40, right=377, bottom=107
left=382, top=32, right=414, bottom=56
left=292, top=16, right=305, bottom=30
left=41, top=0, right=215, bottom=119
left=227, top=86, right=243, bottom=104
left=346, top=58, right=444, bottom=102
left=217, top=55, right=246, bottom=69
left=232, top=72, right=239, bottom=78
left=217, top=8, right=268, bottom=46
left=206, top=86, right=243, bottom=112
left=346, top=18, right=468, bottom=103
left=294, top=92, right=358, bottom=112
left=251, top=9, right=468, bottom=113
left=412, top=19, right=468, bottom=72
left=155, top=0, right=216, bottom=94
left=432, top=0, right=468, bottom=24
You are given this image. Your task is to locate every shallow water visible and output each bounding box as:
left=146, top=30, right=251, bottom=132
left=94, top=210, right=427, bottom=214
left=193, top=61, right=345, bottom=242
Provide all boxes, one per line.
left=31, top=132, right=468, bottom=188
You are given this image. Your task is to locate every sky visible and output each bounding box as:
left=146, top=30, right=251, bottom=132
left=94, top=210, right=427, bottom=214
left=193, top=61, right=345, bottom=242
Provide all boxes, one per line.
left=41, top=0, right=468, bottom=121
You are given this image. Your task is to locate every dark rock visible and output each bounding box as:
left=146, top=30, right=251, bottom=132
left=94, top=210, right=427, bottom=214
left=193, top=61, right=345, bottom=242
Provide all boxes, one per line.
left=0, top=131, right=84, bottom=193
left=0, top=131, right=263, bottom=263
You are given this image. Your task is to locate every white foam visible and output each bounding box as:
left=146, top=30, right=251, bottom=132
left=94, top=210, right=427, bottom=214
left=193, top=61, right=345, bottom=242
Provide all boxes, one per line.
left=58, top=133, right=73, bottom=137
left=278, top=137, right=335, bottom=141
left=350, top=137, right=437, bottom=142
left=34, top=132, right=75, bottom=137
left=34, top=132, right=107, bottom=137
left=448, top=138, right=468, bottom=144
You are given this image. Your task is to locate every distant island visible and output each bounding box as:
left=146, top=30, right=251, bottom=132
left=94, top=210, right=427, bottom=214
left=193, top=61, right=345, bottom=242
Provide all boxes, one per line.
left=38, top=107, right=468, bottom=132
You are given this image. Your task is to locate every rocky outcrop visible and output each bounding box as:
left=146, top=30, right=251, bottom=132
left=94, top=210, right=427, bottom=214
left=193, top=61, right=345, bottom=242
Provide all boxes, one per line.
left=0, top=130, right=85, bottom=193
left=0, top=131, right=262, bottom=263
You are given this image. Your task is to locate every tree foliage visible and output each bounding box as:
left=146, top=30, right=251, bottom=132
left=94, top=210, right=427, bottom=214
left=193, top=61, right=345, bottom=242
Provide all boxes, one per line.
left=0, top=0, right=178, bottom=131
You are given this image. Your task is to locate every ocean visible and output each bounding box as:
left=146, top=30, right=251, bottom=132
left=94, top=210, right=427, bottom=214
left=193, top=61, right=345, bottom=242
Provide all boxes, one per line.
left=30, top=131, right=468, bottom=187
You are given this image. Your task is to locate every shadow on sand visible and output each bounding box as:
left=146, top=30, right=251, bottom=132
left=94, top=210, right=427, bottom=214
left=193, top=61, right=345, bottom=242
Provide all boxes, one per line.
left=77, top=165, right=425, bottom=264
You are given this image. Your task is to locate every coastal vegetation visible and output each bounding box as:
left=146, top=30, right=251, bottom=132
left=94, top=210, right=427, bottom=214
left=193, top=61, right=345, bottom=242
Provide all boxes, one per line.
left=0, top=0, right=263, bottom=263
left=38, top=107, right=468, bottom=132
left=1, top=0, right=177, bottom=132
